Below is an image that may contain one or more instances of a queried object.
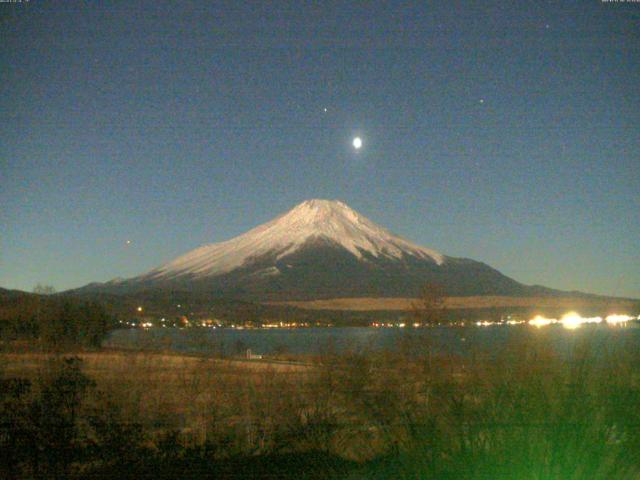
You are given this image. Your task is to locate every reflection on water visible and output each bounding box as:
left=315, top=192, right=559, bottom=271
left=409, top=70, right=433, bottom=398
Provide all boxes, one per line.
left=104, top=323, right=640, bottom=358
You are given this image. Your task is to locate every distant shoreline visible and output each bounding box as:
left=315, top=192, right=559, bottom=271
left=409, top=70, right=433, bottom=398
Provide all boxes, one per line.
left=268, top=295, right=638, bottom=312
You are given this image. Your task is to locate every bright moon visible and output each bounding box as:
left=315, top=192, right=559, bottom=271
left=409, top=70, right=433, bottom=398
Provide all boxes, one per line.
left=352, top=137, right=362, bottom=149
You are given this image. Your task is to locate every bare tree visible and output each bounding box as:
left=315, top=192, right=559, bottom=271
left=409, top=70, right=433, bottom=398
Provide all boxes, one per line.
left=33, top=284, right=56, bottom=295
left=411, top=282, right=447, bottom=326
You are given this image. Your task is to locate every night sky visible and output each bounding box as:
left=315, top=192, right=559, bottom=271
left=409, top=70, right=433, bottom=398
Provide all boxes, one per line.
left=2, top=1, right=639, bottom=298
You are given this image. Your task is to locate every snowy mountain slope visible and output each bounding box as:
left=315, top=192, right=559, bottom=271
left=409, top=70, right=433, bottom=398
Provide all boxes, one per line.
left=141, top=199, right=444, bottom=281
left=76, top=199, right=537, bottom=300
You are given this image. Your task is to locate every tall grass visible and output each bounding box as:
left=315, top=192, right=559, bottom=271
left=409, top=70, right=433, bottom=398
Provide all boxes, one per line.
left=1, top=330, right=640, bottom=478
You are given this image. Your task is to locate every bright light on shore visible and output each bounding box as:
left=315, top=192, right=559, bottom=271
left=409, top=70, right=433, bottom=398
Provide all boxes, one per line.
left=476, top=321, right=495, bottom=327
left=529, top=315, right=557, bottom=328
left=559, top=312, right=602, bottom=330
left=605, top=314, right=634, bottom=324
left=525, top=312, right=630, bottom=329
left=560, top=312, right=583, bottom=330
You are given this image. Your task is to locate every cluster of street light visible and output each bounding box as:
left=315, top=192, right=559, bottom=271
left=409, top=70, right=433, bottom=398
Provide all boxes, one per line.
left=528, top=312, right=638, bottom=329
left=131, top=304, right=637, bottom=330
left=473, top=312, right=638, bottom=329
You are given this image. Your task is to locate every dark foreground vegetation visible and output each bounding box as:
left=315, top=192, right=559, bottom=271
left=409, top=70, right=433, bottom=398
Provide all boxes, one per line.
left=2, top=330, right=640, bottom=479
left=0, top=289, right=116, bottom=349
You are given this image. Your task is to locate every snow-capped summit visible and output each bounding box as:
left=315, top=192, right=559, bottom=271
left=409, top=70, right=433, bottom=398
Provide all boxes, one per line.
left=273, top=199, right=444, bottom=262
left=143, top=199, right=444, bottom=281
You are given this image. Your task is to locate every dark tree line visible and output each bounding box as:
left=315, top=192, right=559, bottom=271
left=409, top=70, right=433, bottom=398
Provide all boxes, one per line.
left=0, top=294, right=117, bottom=348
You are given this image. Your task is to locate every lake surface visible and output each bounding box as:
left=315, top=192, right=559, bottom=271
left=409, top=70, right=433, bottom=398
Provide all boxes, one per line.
left=104, top=323, right=640, bottom=358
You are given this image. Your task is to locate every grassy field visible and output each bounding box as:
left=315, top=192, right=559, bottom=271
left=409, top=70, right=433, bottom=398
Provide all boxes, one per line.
left=1, top=349, right=311, bottom=443
left=269, top=295, right=638, bottom=312
left=2, top=334, right=640, bottom=478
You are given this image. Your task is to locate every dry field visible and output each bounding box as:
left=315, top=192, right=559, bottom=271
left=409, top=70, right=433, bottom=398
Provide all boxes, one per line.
left=3, top=337, right=640, bottom=478
left=269, top=295, right=637, bottom=312
left=0, top=349, right=310, bottom=375
left=1, top=349, right=313, bottom=444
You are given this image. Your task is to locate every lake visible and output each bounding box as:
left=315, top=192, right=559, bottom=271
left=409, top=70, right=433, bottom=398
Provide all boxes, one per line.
left=104, top=323, right=640, bottom=358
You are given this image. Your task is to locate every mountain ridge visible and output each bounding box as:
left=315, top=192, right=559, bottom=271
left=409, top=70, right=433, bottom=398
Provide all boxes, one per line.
left=140, top=199, right=444, bottom=283
left=71, top=199, right=581, bottom=301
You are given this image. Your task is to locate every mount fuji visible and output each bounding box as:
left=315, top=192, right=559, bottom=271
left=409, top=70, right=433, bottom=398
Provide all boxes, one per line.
left=78, top=199, right=550, bottom=300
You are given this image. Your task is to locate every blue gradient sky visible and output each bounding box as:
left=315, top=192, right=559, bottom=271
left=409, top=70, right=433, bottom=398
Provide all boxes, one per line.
left=1, top=1, right=639, bottom=297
